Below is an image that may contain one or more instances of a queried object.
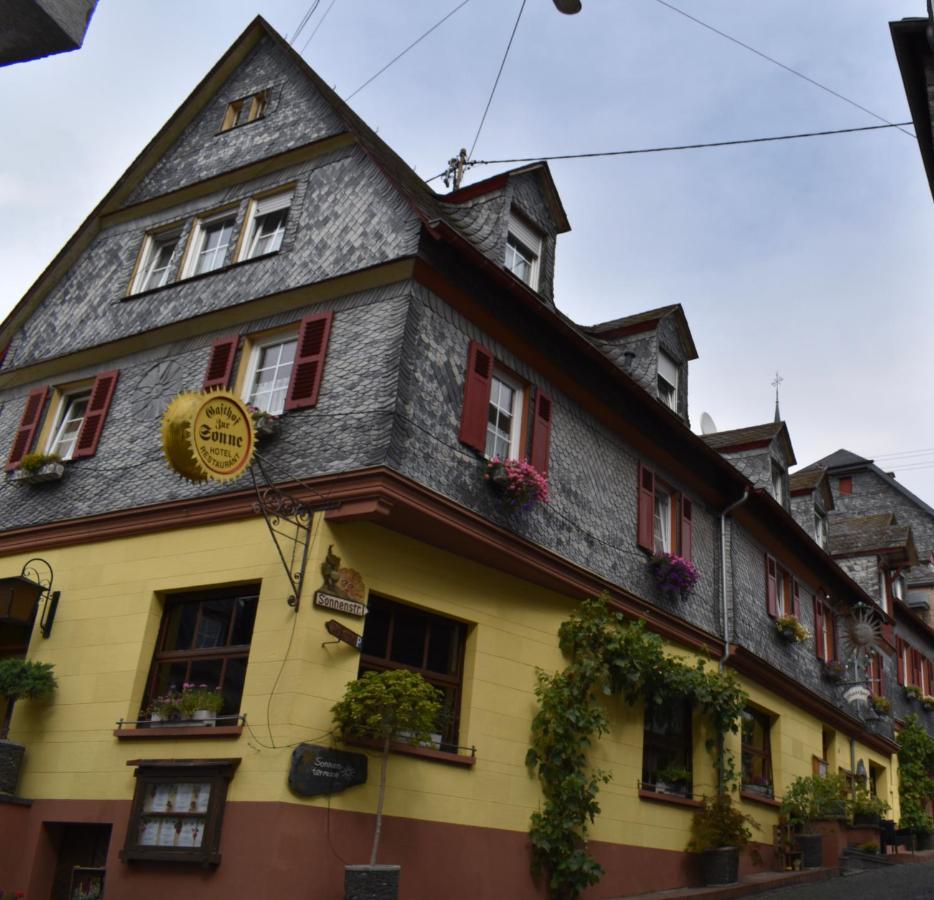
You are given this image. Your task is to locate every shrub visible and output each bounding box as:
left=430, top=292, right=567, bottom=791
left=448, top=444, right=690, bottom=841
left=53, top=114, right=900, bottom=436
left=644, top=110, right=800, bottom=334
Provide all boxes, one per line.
left=780, top=774, right=848, bottom=830
left=0, top=658, right=57, bottom=739
left=687, top=794, right=759, bottom=852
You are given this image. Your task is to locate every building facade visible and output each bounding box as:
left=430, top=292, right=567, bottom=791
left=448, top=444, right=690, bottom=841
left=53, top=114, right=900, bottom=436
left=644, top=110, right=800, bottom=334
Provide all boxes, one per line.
left=0, top=17, right=924, bottom=900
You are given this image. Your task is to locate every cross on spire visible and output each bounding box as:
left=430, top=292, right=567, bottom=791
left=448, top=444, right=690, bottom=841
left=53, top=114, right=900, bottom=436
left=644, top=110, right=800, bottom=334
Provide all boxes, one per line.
left=772, top=371, right=783, bottom=423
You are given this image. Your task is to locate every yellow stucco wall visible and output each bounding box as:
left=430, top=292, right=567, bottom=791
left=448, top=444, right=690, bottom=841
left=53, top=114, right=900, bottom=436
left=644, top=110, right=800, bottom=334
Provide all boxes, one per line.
left=5, top=515, right=896, bottom=850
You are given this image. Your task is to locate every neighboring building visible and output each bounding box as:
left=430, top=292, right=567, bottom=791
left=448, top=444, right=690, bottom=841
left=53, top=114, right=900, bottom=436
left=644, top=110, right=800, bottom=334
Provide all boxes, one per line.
left=1, top=0, right=98, bottom=67
left=0, top=17, right=913, bottom=899
left=891, top=13, right=934, bottom=201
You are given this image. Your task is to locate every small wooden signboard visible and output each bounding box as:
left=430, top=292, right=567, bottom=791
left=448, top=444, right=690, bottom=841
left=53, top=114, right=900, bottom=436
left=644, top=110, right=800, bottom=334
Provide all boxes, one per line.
left=288, top=744, right=368, bottom=797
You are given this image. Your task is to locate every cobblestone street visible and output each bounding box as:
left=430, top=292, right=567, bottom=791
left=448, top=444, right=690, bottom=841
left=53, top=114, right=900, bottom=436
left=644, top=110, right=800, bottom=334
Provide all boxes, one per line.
left=761, top=862, right=934, bottom=899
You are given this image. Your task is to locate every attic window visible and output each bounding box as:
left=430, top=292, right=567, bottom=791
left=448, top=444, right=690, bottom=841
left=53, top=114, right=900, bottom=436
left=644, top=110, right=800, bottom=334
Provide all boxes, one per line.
left=220, top=90, right=267, bottom=132
left=505, top=213, right=542, bottom=289
left=839, top=476, right=853, bottom=495
left=657, top=351, right=679, bottom=410
left=771, top=460, right=784, bottom=502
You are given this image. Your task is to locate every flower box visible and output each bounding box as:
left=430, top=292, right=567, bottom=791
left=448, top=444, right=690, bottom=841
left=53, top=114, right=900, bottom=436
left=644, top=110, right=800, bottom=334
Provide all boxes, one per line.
left=822, top=660, right=846, bottom=683
left=484, top=458, right=548, bottom=511
left=11, top=462, right=65, bottom=485
left=775, top=616, right=809, bottom=644
left=649, top=553, right=698, bottom=599
left=904, top=685, right=923, bottom=702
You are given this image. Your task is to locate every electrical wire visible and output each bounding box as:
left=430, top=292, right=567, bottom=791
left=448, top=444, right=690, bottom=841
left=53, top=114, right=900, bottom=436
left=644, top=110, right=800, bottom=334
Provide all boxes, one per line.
left=650, top=0, right=915, bottom=139
left=290, top=0, right=323, bottom=45
left=300, top=0, right=341, bottom=54
left=467, top=0, right=528, bottom=161
left=345, top=0, right=472, bottom=102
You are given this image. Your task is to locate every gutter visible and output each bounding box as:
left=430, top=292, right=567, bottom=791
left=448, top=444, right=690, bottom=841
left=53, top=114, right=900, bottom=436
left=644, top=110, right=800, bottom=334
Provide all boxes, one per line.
left=719, top=489, right=750, bottom=669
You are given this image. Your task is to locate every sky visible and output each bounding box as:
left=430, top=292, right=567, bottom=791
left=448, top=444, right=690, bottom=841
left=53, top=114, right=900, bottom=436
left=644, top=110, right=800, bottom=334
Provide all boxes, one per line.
left=2, top=0, right=933, bottom=497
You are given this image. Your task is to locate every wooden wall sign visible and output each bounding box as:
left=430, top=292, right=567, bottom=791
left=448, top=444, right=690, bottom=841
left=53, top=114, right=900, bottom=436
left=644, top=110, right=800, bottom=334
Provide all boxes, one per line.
left=325, top=618, right=363, bottom=650
left=288, top=743, right=367, bottom=797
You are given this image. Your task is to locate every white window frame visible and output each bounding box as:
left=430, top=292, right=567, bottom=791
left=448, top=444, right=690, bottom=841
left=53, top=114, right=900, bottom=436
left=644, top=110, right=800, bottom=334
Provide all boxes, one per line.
left=814, top=509, right=826, bottom=548
left=657, top=351, right=679, bottom=410
left=771, top=461, right=784, bottom=503
left=485, top=369, right=524, bottom=460
left=238, top=191, right=293, bottom=261
left=775, top=568, right=788, bottom=616
left=653, top=486, right=672, bottom=555
left=891, top=572, right=904, bottom=603
left=131, top=230, right=181, bottom=294
left=242, top=334, right=299, bottom=416
left=505, top=213, right=542, bottom=290
left=182, top=210, right=237, bottom=279
left=877, top=567, right=890, bottom=616
left=46, top=389, right=92, bottom=461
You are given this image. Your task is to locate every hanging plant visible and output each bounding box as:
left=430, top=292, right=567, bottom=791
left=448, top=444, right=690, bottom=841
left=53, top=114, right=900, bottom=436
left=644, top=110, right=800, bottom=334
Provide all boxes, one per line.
left=905, top=685, right=923, bottom=702
left=484, top=457, right=548, bottom=510
left=775, top=615, right=809, bottom=644
left=869, top=695, right=891, bottom=716
left=922, top=695, right=934, bottom=712
left=525, top=596, right=747, bottom=899
left=650, top=553, right=699, bottom=599
left=822, top=660, right=846, bottom=683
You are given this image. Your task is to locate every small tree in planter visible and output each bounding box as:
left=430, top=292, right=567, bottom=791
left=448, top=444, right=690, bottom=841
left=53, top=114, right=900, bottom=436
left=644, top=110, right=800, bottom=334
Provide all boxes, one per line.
left=0, top=658, right=57, bottom=793
left=780, top=774, right=847, bottom=867
left=332, top=669, right=443, bottom=899
left=649, top=553, right=699, bottom=600
left=687, top=793, right=759, bottom=885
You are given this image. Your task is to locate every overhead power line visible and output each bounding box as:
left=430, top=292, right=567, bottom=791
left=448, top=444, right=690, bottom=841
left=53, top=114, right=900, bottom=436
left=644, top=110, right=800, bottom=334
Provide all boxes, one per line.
left=345, top=0, right=472, bottom=101
left=290, top=0, right=322, bottom=45
left=300, top=0, right=341, bottom=53
left=468, top=0, right=528, bottom=160
left=651, top=0, right=915, bottom=139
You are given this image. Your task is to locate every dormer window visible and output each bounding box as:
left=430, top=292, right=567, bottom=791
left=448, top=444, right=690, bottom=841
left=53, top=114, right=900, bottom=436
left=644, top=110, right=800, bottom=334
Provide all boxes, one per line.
left=814, top=509, right=826, bottom=548
left=657, top=351, right=679, bottom=410
left=770, top=460, right=784, bottom=502
left=221, top=90, right=268, bottom=131
left=505, top=214, right=542, bottom=289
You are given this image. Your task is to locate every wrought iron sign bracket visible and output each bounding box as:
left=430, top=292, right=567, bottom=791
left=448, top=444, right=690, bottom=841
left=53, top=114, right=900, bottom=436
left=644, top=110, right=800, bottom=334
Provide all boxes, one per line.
left=250, top=463, right=339, bottom=611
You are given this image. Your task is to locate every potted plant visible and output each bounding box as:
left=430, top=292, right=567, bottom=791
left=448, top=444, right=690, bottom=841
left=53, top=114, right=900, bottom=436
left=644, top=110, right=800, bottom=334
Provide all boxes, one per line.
left=0, top=658, right=57, bottom=793
left=483, top=457, right=548, bottom=511
left=922, top=695, right=934, bottom=712
left=687, top=793, right=759, bottom=886
left=649, top=553, right=699, bottom=600
left=775, top=615, right=809, bottom=644
left=146, top=691, right=182, bottom=726
left=248, top=404, right=280, bottom=440
left=11, top=452, right=64, bottom=484
left=780, top=773, right=847, bottom=867
left=654, top=763, right=691, bottom=797
left=904, top=685, right=922, bottom=702
left=822, top=660, right=846, bottom=683
left=332, top=668, right=443, bottom=900
left=179, top=683, right=224, bottom=725
left=849, top=787, right=889, bottom=827
left=869, top=695, right=891, bottom=716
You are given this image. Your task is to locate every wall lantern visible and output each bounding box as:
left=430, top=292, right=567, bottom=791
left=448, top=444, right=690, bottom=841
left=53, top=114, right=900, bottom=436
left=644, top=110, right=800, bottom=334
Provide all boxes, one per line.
left=0, top=559, right=59, bottom=638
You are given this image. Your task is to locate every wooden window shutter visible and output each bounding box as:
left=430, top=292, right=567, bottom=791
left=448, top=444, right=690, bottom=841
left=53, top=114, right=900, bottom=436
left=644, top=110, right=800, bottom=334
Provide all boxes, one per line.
left=6, top=386, right=48, bottom=471
left=285, top=312, right=333, bottom=411
left=74, top=370, right=119, bottom=459
left=529, top=390, right=552, bottom=475
left=826, top=610, right=835, bottom=663
left=813, top=599, right=824, bottom=660
left=680, top=497, right=693, bottom=562
left=912, top=649, right=923, bottom=687
left=203, top=335, right=239, bottom=390
left=897, top=638, right=906, bottom=685
left=637, top=464, right=655, bottom=552
left=765, top=556, right=778, bottom=618
left=925, top=659, right=934, bottom=695
left=878, top=652, right=885, bottom=694
left=458, top=341, right=494, bottom=453
left=791, top=579, right=801, bottom=620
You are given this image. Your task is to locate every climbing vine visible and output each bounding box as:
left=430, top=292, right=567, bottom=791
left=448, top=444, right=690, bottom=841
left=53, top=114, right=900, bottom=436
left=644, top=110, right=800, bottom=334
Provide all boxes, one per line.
left=525, top=596, right=748, bottom=900
left=897, top=714, right=934, bottom=833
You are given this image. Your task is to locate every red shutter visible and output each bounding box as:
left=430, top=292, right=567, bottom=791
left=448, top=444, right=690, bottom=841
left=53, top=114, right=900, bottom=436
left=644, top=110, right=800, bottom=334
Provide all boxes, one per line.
left=6, top=386, right=48, bottom=471
left=637, top=464, right=655, bottom=552
left=826, top=611, right=835, bottom=663
left=203, top=335, right=239, bottom=390
left=870, top=653, right=881, bottom=697
left=792, top=579, right=801, bottom=620
left=813, top=599, right=824, bottom=660
left=680, top=497, right=693, bottom=562
left=897, top=638, right=906, bottom=686
left=285, top=312, right=333, bottom=411
left=458, top=341, right=494, bottom=453
left=912, top=649, right=923, bottom=688
left=73, top=370, right=119, bottom=459
left=529, top=390, right=552, bottom=474
left=924, top=659, right=934, bottom=695
left=765, top=556, right=777, bottom=618
left=878, top=652, right=886, bottom=695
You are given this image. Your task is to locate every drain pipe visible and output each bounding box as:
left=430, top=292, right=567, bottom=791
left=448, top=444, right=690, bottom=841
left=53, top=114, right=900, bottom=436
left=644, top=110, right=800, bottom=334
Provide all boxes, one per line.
left=720, top=489, right=750, bottom=669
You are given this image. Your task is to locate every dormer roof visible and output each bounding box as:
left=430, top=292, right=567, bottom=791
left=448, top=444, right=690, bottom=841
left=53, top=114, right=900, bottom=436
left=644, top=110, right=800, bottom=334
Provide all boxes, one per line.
left=583, top=304, right=698, bottom=360
left=827, top=513, right=918, bottom=565
left=702, top=421, right=796, bottom=466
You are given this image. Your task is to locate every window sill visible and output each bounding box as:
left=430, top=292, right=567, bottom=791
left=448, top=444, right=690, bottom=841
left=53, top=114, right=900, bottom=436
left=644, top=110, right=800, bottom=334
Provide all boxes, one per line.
left=122, top=250, right=280, bottom=302
left=740, top=789, right=781, bottom=808
left=638, top=789, right=702, bottom=810
left=345, top=736, right=476, bottom=767
left=114, top=725, right=243, bottom=740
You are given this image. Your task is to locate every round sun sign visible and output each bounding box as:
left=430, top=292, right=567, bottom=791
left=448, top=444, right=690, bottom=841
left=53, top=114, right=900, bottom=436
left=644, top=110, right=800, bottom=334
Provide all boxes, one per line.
left=161, top=391, right=256, bottom=482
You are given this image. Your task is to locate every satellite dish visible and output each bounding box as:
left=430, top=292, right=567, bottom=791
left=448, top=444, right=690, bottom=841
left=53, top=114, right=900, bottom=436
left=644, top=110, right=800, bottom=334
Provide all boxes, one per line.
left=700, top=412, right=718, bottom=435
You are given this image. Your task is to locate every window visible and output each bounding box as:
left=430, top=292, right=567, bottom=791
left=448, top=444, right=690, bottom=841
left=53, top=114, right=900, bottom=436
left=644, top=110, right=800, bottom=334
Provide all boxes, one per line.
left=637, top=464, right=693, bottom=560
left=240, top=191, right=292, bottom=260
left=183, top=212, right=236, bottom=277
left=220, top=90, right=267, bottom=131
left=839, top=476, right=853, bottom=495
left=814, top=510, right=826, bottom=549
left=359, top=595, right=467, bottom=751
left=891, top=573, right=905, bottom=603
left=486, top=370, right=524, bottom=459
left=770, top=460, right=784, bottom=503
left=131, top=230, right=181, bottom=294
left=244, top=337, right=297, bottom=415
left=657, top=351, right=679, bottom=410
left=642, top=699, right=692, bottom=797
left=141, top=586, right=259, bottom=724
left=878, top=568, right=890, bottom=616
left=122, top=759, right=238, bottom=864
left=741, top=709, right=773, bottom=797
left=505, top=213, right=542, bottom=289
left=765, top=555, right=799, bottom=619
left=813, top=599, right=836, bottom=663
left=458, top=341, right=552, bottom=474
left=46, top=390, right=91, bottom=460
left=869, top=651, right=884, bottom=698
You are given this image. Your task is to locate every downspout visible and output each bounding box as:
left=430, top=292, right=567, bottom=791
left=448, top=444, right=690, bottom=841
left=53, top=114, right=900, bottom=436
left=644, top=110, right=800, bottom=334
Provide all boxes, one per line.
left=717, top=488, right=750, bottom=794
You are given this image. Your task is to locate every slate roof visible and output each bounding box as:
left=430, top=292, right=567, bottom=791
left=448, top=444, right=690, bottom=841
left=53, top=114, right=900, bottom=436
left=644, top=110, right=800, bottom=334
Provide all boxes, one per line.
left=827, top=513, right=917, bottom=562
left=789, top=465, right=826, bottom=493
left=701, top=421, right=796, bottom=466
left=582, top=304, right=699, bottom=360
left=815, top=449, right=872, bottom=471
